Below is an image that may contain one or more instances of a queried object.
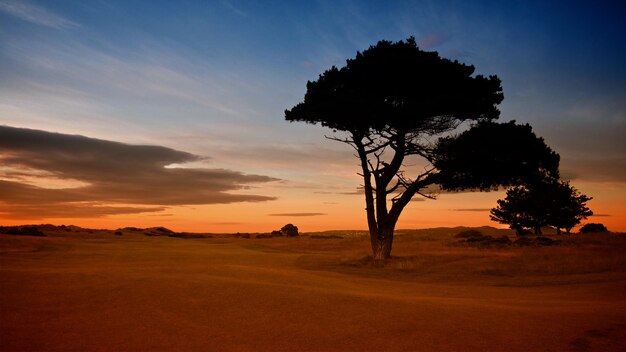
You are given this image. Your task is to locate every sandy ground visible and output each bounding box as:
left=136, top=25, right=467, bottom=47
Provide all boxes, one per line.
left=1, top=228, right=626, bottom=351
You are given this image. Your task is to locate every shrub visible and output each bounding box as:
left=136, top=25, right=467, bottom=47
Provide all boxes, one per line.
left=454, top=230, right=484, bottom=239
left=0, top=226, right=46, bottom=237
left=310, top=235, right=343, bottom=239
left=534, top=236, right=559, bottom=246
left=281, top=224, right=299, bottom=237
left=579, top=223, right=608, bottom=233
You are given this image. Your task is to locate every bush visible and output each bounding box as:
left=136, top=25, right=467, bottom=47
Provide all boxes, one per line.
left=512, top=236, right=561, bottom=247
left=454, top=230, right=484, bottom=239
left=579, top=223, right=608, bottom=233
left=453, top=230, right=512, bottom=248
left=280, top=224, right=299, bottom=237
left=516, top=228, right=533, bottom=236
left=310, top=235, right=343, bottom=239
left=0, top=226, right=46, bottom=237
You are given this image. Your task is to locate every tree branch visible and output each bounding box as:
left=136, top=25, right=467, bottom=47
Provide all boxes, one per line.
left=325, top=135, right=358, bottom=151
left=379, top=130, right=406, bottom=185
left=388, top=171, right=441, bottom=224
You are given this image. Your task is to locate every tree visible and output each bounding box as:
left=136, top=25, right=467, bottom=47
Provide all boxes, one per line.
left=280, top=223, right=299, bottom=237
left=285, top=38, right=557, bottom=260
left=490, top=179, right=592, bottom=235
left=489, top=186, right=540, bottom=235
left=579, top=223, right=608, bottom=233
left=548, top=181, right=592, bottom=234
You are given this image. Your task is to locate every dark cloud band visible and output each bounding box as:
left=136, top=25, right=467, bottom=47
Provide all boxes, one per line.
left=269, top=213, right=327, bottom=217
left=0, top=126, right=278, bottom=219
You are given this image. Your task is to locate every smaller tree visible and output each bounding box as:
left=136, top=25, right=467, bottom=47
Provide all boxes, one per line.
left=490, top=179, right=592, bottom=235
left=548, top=181, right=593, bottom=234
left=490, top=187, right=541, bottom=235
left=579, top=223, right=608, bottom=233
left=280, top=224, right=299, bottom=237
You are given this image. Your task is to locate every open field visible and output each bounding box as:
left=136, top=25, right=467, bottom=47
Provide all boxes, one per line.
left=2, top=226, right=626, bottom=351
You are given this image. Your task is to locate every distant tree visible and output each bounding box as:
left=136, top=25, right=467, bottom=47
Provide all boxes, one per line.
left=579, top=223, right=608, bottom=233
left=280, top=224, right=299, bottom=237
left=285, top=38, right=558, bottom=259
left=490, top=179, right=592, bottom=235
left=489, top=186, right=541, bottom=235
left=548, top=181, right=592, bottom=234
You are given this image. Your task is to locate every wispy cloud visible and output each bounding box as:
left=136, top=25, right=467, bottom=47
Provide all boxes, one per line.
left=0, top=0, right=79, bottom=29
left=269, top=213, right=327, bottom=217
left=561, top=156, right=626, bottom=183
left=1, top=202, right=166, bottom=219
left=418, top=33, right=448, bottom=49
left=0, top=126, right=278, bottom=219
left=451, top=208, right=491, bottom=212
left=220, top=0, right=247, bottom=17
left=0, top=37, right=268, bottom=136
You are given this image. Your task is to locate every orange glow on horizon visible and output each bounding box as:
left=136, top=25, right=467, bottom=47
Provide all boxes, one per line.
left=2, top=181, right=624, bottom=233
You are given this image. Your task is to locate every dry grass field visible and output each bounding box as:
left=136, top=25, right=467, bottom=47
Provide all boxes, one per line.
left=1, top=226, right=626, bottom=351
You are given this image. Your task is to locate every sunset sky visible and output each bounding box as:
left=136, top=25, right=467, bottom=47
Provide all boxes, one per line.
left=1, top=0, right=625, bottom=232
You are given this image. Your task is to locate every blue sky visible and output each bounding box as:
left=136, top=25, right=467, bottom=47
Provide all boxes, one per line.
left=1, top=0, right=625, bottom=231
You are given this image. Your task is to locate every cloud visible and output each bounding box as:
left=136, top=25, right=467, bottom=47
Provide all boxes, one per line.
left=0, top=37, right=264, bottom=127
left=301, top=60, right=317, bottom=69
left=0, top=201, right=166, bottom=219
left=0, top=126, right=278, bottom=219
left=536, top=99, right=626, bottom=183
left=269, top=213, right=327, bottom=217
left=0, top=0, right=79, bottom=29
left=450, top=208, right=491, bottom=212
left=561, top=156, right=626, bottom=183
left=313, top=190, right=362, bottom=196
left=418, top=33, right=447, bottom=49
left=220, top=0, right=247, bottom=17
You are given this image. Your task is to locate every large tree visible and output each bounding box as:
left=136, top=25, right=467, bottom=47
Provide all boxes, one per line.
left=285, top=38, right=558, bottom=259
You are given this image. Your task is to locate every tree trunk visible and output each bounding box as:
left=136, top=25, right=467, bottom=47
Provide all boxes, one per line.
left=370, top=226, right=394, bottom=260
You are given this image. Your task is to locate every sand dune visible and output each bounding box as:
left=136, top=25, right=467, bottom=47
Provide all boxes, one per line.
left=1, top=228, right=625, bottom=351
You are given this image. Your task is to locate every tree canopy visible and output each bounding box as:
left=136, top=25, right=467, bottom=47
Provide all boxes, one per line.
left=285, top=38, right=558, bottom=259
left=285, top=37, right=503, bottom=134
left=434, top=121, right=560, bottom=190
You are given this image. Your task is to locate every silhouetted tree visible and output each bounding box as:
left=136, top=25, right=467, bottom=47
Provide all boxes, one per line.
left=489, top=186, right=541, bottom=235
left=548, top=181, right=592, bottom=234
left=285, top=38, right=558, bottom=259
left=579, top=223, right=608, bottom=233
left=280, top=223, right=299, bottom=237
left=434, top=122, right=559, bottom=190
left=490, top=179, right=592, bottom=235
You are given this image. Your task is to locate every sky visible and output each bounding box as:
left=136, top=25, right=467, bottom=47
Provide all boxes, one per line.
left=1, top=0, right=625, bottom=232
